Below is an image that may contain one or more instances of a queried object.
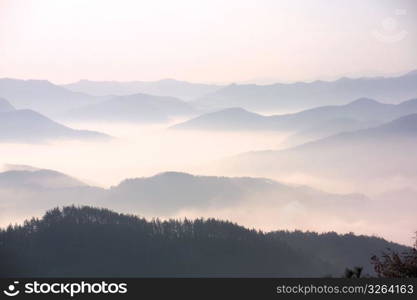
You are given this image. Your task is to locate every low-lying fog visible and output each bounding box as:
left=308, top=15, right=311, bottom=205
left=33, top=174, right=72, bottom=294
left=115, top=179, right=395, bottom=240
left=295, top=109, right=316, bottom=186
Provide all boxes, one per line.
left=1, top=121, right=416, bottom=246
left=0, top=121, right=291, bottom=187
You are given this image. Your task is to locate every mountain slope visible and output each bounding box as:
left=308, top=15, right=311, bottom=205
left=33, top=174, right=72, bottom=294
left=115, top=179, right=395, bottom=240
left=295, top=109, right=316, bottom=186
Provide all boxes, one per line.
left=0, top=98, right=15, bottom=112
left=63, top=93, right=196, bottom=122
left=269, top=97, right=417, bottom=129
left=0, top=109, right=110, bottom=142
left=108, top=171, right=327, bottom=214
left=63, top=79, right=223, bottom=100
left=0, top=167, right=413, bottom=246
left=173, top=98, right=417, bottom=145
left=0, top=78, right=98, bottom=115
left=227, top=113, right=417, bottom=183
left=0, top=206, right=408, bottom=277
left=283, top=118, right=376, bottom=146
left=0, top=167, right=86, bottom=189
left=269, top=230, right=409, bottom=276
left=175, top=98, right=417, bottom=131
left=0, top=168, right=369, bottom=230
left=0, top=167, right=105, bottom=228
left=194, top=71, right=417, bottom=111
left=171, top=107, right=269, bottom=130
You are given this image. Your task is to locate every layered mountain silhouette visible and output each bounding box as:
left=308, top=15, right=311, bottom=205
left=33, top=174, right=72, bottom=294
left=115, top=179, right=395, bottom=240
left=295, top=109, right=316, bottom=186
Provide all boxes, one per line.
left=0, top=78, right=98, bottom=115
left=63, top=79, right=222, bottom=100
left=0, top=166, right=413, bottom=259
left=173, top=97, right=417, bottom=144
left=0, top=105, right=110, bottom=143
left=63, top=93, right=196, bottom=122
left=283, top=118, right=376, bottom=147
left=0, top=167, right=370, bottom=226
left=171, top=107, right=269, bottom=130
left=106, top=171, right=369, bottom=215
left=174, top=98, right=417, bottom=130
left=3, top=72, right=417, bottom=116
left=0, top=167, right=366, bottom=216
left=194, top=71, right=417, bottom=111
left=0, top=167, right=105, bottom=229
left=0, top=206, right=408, bottom=277
left=0, top=165, right=86, bottom=189
left=272, top=97, right=417, bottom=145
left=288, top=113, right=417, bottom=147
left=227, top=113, right=417, bottom=180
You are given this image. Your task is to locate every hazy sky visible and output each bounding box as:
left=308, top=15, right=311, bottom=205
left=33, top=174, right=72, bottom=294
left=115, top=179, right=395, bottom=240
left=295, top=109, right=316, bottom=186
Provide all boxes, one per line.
left=0, top=0, right=416, bottom=84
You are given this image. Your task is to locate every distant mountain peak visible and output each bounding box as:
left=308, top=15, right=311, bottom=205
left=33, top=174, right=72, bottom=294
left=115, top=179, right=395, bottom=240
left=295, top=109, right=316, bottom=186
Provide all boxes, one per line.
left=152, top=171, right=195, bottom=179
left=156, top=78, right=181, bottom=83
left=347, top=98, right=380, bottom=106
left=198, top=107, right=261, bottom=118
left=220, top=107, right=253, bottom=114
left=0, top=78, right=55, bottom=86
left=62, top=78, right=222, bottom=99
left=170, top=106, right=265, bottom=130
left=0, top=167, right=86, bottom=189
left=195, top=70, right=417, bottom=111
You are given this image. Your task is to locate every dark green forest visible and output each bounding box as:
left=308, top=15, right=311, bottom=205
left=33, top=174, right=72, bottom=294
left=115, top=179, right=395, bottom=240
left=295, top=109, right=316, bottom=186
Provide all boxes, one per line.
left=0, top=206, right=411, bottom=277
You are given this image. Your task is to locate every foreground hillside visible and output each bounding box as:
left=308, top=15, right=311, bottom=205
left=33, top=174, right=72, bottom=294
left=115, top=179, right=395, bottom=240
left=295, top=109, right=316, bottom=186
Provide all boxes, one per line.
left=0, top=206, right=407, bottom=277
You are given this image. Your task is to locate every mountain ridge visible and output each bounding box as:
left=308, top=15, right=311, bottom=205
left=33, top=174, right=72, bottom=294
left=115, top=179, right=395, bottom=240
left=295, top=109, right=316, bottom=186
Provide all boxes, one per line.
left=0, top=205, right=409, bottom=277
left=172, top=97, right=417, bottom=135
left=0, top=78, right=98, bottom=115
left=62, top=78, right=223, bottom=100
left=194, top=71, right=417, bottom=111
left=0, top=109, right=110, bottom=143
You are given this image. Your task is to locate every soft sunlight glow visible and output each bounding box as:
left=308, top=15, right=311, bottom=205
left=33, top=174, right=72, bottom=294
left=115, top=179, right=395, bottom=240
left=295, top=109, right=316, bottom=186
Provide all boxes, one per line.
left=1, top=0, right=416, bottom=83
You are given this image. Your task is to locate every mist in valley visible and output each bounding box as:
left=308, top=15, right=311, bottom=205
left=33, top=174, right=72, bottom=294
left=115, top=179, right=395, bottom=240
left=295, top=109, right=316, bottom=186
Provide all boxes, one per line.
left=0, top=121, right=291, bottom=187
left=1, top=117, right=416, bottom=247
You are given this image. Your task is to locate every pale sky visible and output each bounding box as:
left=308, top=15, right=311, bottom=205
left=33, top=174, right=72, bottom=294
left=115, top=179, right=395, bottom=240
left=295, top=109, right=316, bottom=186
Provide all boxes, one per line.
left=0, top=0, right=416, bottom=84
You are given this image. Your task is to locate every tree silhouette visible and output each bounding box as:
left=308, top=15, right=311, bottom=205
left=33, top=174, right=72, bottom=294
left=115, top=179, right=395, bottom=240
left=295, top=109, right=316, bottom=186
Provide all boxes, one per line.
left=371, top=232, right=417, bottom=278
left=0, top=206, right=409, bottom=277
left=344, top=266, right=363, bottom=278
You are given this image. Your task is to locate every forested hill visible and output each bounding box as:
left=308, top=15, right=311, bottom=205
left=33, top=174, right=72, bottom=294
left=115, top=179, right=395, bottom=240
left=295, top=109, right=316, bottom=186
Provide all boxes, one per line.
left=0, top=206, right=407, bottom=277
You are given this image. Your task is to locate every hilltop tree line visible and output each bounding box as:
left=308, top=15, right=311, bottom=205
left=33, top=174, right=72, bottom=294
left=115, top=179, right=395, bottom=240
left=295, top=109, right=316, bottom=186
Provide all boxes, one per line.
left=0, top=206, right=414, bottom=277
